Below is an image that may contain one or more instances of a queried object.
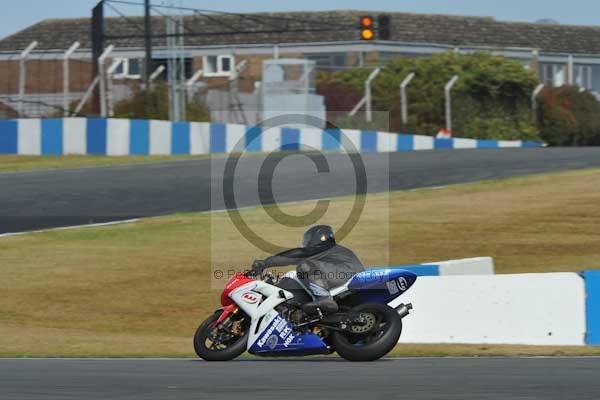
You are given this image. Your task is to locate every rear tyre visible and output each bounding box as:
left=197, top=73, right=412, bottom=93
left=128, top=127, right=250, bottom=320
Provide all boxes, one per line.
left=193, top=310, right=249, bottom=361
left=331, top=303, right=402, bottom=362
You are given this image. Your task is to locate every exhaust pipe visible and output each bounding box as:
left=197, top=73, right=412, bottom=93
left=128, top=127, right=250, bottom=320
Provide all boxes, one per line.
left=395, top=303, right=413, bottom=319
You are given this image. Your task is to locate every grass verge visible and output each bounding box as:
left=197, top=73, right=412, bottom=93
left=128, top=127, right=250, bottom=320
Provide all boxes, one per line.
left=0, top=155, right=211, bottom=173
left=1, top=168, right=600, bottom=357
left=0, top=152, right=297, bottom=173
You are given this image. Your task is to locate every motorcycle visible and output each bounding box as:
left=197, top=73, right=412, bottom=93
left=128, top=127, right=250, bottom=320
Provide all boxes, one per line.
left=194, top=267, right=417, bottom=361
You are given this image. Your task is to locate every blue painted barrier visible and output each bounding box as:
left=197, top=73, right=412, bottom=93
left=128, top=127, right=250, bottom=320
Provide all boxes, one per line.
left=0, top=118, right=545, bottom=156
left=584, top=270, right=600, bottom=346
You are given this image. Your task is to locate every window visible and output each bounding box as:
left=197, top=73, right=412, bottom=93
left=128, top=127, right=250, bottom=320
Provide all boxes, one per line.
left=203, top=55, right=234, bottom=76
left=149, top=58, right=194, bottom=81
left=220, top=57, right=232, bottom=73
left=591, top=66, right=600, bottom=92
left=128, top=59, right=141, bottom=77
left=113, top=58, right=142, bottom=79
left=304, top=53, right=347, bottom=71
left=540, top=62, right=595, bottom=89
left=540, top=63, right=566, bottom=87
left=204, top=56, right=218, bottom=75
left=114, top=62, right=124, bottom=76
left=575, top=65, right=593, bottom=90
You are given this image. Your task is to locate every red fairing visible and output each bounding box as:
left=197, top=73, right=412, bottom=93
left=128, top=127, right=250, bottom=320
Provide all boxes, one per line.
left=214, top=304, right=238, bottom=326
left=220, top=273, right=255, bottom=306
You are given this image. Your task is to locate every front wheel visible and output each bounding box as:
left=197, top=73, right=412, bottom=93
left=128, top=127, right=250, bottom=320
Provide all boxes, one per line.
left=331, top=303, right=402, bottom=361
left=193, top=310, right=249, bottom=361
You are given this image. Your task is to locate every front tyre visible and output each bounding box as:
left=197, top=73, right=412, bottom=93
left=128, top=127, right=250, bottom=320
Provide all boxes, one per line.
left=331, top=303, right=402, bottom=362
left=193, top=310, right=248, bottom=361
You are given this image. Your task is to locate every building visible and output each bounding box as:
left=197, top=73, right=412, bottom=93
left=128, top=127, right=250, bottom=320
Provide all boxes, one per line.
left=1, top=10, right=600, bottom=119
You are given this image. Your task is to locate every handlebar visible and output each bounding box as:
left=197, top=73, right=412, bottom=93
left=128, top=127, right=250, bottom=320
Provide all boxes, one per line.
left=244, top=268, right=275, bottom=283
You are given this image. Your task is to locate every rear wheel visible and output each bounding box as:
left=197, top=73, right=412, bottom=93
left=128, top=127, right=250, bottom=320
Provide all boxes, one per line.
left=331, top=303, right=402, bottom=361
left=193, top=310, right=249, bottom=361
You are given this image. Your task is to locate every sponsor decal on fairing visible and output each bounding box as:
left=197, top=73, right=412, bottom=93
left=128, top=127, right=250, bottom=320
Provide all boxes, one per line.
left=257, top=315, right=283, bottom=348
left=242, top=291, right=260, bottom=304
left=397, top=277, right=408, bottom=291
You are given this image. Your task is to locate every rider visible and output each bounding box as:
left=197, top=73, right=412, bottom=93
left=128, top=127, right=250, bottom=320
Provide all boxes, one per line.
left=252, top=225, right=365, bottom=315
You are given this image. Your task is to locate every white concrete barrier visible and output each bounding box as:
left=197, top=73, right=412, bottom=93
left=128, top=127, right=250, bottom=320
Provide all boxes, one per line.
left=429, top=257, right=495, bottom=276
left=388, top=256, right=495, bottom=276
left=391, top=272, right=586, bottom=345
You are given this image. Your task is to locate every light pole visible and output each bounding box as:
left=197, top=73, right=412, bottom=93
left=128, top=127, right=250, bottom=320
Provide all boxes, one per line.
left=532, top=83, right=544, bottom=122
left=445, top=75, right=459, bottom=133
left=63, top=42, right=80, bottom=116
left=400, top=72, right=415, bottom=126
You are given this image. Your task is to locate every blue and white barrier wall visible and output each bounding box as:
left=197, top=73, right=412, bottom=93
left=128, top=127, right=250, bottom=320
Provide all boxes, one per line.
left=0, top=118, right=544, bottom=156
left=584, top=270, right=600, bottom=345
left=389, top=269, right=600, bottom=346
left=384, top=257, right=495, bottom=276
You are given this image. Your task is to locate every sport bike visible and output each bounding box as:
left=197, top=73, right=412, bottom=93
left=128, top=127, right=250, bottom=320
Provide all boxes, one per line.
left=194, top=267, right=417, bottom=361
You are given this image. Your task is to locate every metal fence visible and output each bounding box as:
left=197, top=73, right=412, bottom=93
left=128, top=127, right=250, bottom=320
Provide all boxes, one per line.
left=0, top=0, right=595, bottom=135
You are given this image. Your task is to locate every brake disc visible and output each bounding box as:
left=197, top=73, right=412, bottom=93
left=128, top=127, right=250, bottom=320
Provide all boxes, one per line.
left=350, top=313, right=377, bottom=334
left=231, top=320, right=244, bottom=336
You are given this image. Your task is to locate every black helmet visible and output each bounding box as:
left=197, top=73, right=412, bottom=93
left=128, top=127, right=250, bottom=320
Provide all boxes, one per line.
left=303, top=225, right=336, bottom=248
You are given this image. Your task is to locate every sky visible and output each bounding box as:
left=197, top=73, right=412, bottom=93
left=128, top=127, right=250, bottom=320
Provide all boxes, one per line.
left=2, top=0, right=600, bottom=40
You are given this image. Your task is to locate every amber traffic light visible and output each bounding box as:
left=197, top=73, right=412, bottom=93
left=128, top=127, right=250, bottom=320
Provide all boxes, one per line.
left=361, top=28, right=374, bottom=40
left=360, top=15, right=374, bottom=41
left=360, top=14, right=391, bottom=40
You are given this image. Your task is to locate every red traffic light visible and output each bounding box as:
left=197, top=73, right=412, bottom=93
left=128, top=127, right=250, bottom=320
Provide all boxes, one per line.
left=360, top=15, right=374, bottom=27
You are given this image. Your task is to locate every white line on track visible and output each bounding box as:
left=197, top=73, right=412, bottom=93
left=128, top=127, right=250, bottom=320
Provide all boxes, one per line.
left=0, top=173, right=526, bottom=241
left=0, top=195, right=335, bottom=238
left=0, top=219, right=140, bottom=238
left=0, top=182, right=460, bottom=239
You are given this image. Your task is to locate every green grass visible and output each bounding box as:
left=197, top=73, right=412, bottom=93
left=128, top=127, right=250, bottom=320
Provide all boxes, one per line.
left=0, top=155, right=215, bottom=173
left=1, top=168, right=600, bottom=357
left=0, top=152, right=304, bottom=173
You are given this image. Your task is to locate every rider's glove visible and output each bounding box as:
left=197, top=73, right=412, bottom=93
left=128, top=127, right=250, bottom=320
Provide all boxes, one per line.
left=252, top=260, right=266, bottom=274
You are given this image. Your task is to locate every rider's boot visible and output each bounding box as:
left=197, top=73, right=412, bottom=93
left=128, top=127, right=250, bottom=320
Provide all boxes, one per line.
left=302, top=296, right=339, bottom=316
left=300, top=281, right=339, bottom=316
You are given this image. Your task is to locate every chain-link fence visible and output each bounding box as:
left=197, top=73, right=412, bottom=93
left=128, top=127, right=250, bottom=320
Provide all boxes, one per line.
left=0, top=45, right=94, bottom=119
left=0, top=1, right=364, bottom=123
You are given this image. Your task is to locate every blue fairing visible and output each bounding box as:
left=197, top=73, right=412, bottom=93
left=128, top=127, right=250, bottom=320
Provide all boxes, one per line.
left=249, top=314, right=327, bottom=355
left=346, top=269, right=417, bottom=304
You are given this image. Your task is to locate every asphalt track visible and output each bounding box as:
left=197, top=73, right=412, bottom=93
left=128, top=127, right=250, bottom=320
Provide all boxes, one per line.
left=2, top=147, right=600, bottom=234
left=2, top=357, right=600, bottom=399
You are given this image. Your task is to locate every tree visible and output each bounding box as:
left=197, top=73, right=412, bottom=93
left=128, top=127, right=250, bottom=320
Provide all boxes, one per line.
left=537, top=86, right=600, bottom=146
left=113, top=83, right=210, bottom=122
left=317, top=52, right=541, bottom=141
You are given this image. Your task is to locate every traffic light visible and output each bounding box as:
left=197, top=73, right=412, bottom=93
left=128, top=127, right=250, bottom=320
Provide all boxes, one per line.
left=360, top=14, right=392, bottom=41
left=359, top=15, right=374, bottom=41
left=378, top=14, right=391, bottom=40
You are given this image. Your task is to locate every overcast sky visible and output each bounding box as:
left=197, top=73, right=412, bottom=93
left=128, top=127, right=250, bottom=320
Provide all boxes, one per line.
left=2, top=0, right=599, bottom=39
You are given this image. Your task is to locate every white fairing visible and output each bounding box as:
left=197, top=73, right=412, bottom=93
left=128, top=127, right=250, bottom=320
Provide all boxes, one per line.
left=229, top=281, right=294, bottom=350
left=233, top=272, right=358, bottom=350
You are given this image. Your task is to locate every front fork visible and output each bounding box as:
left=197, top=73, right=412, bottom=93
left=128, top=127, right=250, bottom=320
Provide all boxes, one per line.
left=208, top=306, right=242, bottom=346
left=213, top=304, right=239, bottom=327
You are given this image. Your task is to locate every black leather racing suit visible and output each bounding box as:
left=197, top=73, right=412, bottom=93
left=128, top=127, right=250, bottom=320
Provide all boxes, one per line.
left=261, top=242, right=365, bottom=300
